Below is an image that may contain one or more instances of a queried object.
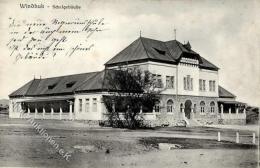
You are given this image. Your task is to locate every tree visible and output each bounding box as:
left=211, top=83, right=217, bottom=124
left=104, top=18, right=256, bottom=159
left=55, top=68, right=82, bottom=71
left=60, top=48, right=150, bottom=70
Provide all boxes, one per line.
left=102, top=67, right=162, bottom=129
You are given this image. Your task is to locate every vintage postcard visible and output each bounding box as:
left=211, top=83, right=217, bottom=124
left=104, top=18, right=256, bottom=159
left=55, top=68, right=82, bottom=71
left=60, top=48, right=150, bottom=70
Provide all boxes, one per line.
left=0, top=0, right=259, bottom=167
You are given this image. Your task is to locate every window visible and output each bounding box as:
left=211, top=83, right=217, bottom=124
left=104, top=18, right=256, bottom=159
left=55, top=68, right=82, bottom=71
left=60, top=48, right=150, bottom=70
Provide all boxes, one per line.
left=184, top=77, right=187, bottom=90
left=153, top=74, right=163, bottom=88
left=210, top=101, right=215, bottom=113
left=187, top=75, right=190, bottom=89
left=79, top=99, right=82, bottom=112
left=190, top=78, right=193, bottom=90
left=212, top=81, right=216, bottom=92
left=200, top=79, right=206, bottom=91
left=157, top=75, right=162, bottom=88
left=199, top=79, right=203, bottom=91
left=66, top=81, right=76, bottom=88
left=184, top=75, right=193, bottom=90
left=48, top=83, right=57, bottom=89
left=92, top=98, right=97, bottom=112
left=85, top=99, right=89, bottom=112
left=167, top=99, right=174, bottom=112
left=209, top=80, right=216, bottom=92
left=166, top=76, right=174, bottom=89
left=154, top=100, right=160, bottom=112
left=153, top=47, right=166, bottom=55
left=200, top=101, right=205, bottom=113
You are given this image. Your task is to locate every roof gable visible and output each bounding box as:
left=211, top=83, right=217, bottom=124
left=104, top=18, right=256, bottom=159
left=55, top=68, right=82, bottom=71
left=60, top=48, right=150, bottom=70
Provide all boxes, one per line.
left=105, top=37, right=218, bottom=70
left=9, top=80, right=36, bottom=97
left=219, top=86, right=236, bottom=98
left=105, top=38, right=148, bottom=66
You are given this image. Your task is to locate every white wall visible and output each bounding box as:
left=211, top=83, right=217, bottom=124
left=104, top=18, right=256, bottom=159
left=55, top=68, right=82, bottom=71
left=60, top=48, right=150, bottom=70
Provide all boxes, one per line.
left=177, top=63, right=200, bottom=96
left=106, top=60, right=219, bottom=97
left=147, top=62, right=177, bottom=95
left=9, top=98, right=23, bottom=118
left=74, top=93, right=104, bottom=120
left=199, top=69, right=219, bottom=97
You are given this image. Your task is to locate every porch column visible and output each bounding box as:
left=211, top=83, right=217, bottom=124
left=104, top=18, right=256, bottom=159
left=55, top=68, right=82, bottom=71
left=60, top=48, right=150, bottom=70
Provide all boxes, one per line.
left=17, top=102, right=23, bottom=116
left=74, top=99, right=78, bottom=119
left=18, top=103, right=23, bottom=118
left=17, top=102, right=22, bottom=114
left=181, top=108, right=185, bottom=119
left=69, top=102, right=73, bottom=120
left=28, top=107, right=31, bottom=115
left=43, top=107, right=45, bottom=119
left=59, top=107, right=62, bottom=120
left=112, top=100, right=115, bottom=113
left=228, top=107, right=232, bottom=119
left=35, top=107, right=38, bottom=118
left=152, top=106, right=155, bottom=113
left=191, top=108, right=194, bottom=119
left=140, top=106, right=143, bottom=114
left=236, top=107, right=239, bottom=115
left=51, top=106, right=54, bottom=119
left=220, top=104, right=224, bottom=118
left=243, top=108, right=246, bottom=117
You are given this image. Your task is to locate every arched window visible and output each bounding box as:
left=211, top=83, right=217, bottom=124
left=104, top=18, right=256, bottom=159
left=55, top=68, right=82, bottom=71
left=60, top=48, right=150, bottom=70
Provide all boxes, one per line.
left=154, top=100, right=160, bottom=112
left=167, top=99, right=174, bottom=112
left=200, top=101, right=205, bottom=113
left=210, top=101, right=215, bottom=113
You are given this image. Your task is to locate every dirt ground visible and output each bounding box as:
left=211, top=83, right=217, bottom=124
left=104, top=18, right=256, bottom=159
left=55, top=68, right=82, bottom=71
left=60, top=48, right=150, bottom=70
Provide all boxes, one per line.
left=0, top=116, right=258, bottom=168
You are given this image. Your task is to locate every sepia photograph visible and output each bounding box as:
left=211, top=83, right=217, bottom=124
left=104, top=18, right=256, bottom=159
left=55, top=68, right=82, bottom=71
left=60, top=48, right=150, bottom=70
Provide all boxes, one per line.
left=0, top=0, right=259, bottom=167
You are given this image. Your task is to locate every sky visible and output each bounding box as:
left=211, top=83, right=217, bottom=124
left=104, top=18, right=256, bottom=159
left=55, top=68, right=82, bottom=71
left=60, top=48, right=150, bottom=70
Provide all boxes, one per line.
left=0, top=0, right=259, bottom=107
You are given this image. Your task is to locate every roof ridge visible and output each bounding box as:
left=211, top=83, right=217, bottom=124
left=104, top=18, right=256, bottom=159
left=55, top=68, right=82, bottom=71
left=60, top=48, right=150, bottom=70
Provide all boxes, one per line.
left=105, top=38, right=141, bottom=65
left=140, top=37, right=173, bottom=61
left=74, top=71, right=103, bottom=92
left=164, top=41, right=177, bottom=61
left=24, top=79, right=37, bottom=96
left=175, top=40, right=185, bottom=52
left=140, top=36, right=164, bottom=43
left=139, top=37, right=151, bottom=59
left=41, top=71, right=101, bottom=80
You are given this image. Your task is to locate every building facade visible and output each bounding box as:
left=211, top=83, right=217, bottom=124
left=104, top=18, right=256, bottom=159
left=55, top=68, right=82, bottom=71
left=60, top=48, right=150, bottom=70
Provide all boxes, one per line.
left=9, top=37, right=246, bottom=126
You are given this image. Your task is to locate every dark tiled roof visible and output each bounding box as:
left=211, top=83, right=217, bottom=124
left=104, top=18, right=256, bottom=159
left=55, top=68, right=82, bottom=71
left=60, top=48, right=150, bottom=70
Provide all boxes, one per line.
left=105, top=37, right=219, bottom=70
left=9, top=71, right=106, bottom=97
left=218, top=86, right=236, bottom=98
left=9, top=80, right=37, bottom=97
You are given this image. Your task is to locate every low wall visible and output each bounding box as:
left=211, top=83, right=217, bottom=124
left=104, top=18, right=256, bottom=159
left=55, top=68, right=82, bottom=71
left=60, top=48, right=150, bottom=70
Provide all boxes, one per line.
left=218, top=119, right=246, bottom=125
left=195, top=115, right=218, bottom=125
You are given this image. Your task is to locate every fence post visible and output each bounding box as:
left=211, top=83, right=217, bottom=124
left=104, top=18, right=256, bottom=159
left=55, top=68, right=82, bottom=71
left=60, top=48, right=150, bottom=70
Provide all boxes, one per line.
left=218, top=132, right=221, bottom=142
left=236, top=132, right=239, bottom=143
left=252, top=133, right=256, bottom=144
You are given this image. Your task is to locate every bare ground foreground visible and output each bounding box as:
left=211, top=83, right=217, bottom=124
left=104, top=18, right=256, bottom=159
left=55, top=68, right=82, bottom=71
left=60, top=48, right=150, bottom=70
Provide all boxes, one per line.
left=0, top=114, right=258, bottom=168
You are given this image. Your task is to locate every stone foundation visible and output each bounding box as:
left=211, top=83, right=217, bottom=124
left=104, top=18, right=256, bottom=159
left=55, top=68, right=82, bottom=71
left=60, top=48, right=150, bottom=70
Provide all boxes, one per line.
left=143, top=119, right=186, bottom=127
left=218, top=119, right=246, bottom=125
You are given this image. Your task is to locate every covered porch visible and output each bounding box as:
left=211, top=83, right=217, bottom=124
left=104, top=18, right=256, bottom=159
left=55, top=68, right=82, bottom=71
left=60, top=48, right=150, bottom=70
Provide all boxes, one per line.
left=11, top=96, right=75, bottom=120
left=218, top=101, right=246, bottom=120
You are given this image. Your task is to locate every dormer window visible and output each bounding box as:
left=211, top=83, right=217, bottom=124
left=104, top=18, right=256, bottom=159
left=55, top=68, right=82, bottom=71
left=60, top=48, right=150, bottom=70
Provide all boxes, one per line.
left=153, top=47, right=166, bottom=55
left=48, top=83, right=57, bottom=89
left=66, top=81, right=76, bottom=88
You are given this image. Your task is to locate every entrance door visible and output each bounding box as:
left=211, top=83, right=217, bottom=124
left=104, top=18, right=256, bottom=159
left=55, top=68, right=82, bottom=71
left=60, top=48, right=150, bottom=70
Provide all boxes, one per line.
left=184, top=100, right=192, bottom=119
